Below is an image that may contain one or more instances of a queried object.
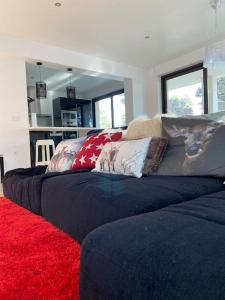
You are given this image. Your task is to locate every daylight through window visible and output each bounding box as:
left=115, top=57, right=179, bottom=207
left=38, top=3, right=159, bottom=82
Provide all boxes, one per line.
left=93, top=90, right=126, bottom=129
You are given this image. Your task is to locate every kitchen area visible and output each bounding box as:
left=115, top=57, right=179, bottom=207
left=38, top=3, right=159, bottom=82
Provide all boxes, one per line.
left=27, top=62, right=124, bottom=166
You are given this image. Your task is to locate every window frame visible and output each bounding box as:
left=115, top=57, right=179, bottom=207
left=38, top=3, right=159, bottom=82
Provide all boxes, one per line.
left=92, top=89, right=125, bottom=128
left=161, top=63, right=208, bottom=115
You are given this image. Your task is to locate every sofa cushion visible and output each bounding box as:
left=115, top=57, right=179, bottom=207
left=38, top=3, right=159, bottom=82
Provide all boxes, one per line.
left=2, top=167, right=87, bottom=215
left=93, top=138, right=151, bottom=178
left=183, top=110, right=225, bottom=121
left=158, top=116, right=225, bottom=176
left=80, top=190, right=225, bottom=300
left=3, top=166, right=48, bottom=215
left=41, top=172, right=224, bottom=243
left=71, top=132, right=122, bottom=170
left=46, top=136, right=86, bottom=173
left=125, top=117, right=162, bottom=140
left=142, top=137, right=168, bottom=175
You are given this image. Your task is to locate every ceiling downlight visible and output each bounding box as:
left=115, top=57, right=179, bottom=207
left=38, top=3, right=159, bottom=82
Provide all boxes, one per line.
left=54, top=2, right=62, bottom=7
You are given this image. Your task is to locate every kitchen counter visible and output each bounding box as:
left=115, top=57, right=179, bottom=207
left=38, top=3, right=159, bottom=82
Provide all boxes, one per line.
left=29, top=127, right=97, bottom=132
left=29, top=127, right=98, bottom=166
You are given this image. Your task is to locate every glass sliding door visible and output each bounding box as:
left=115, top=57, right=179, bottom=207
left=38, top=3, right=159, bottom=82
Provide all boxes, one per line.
left=95, top=97, right=112, bottom=129
left=113, top=93, right=126, bottom=127
left=93, top=89, right=126, bottom=129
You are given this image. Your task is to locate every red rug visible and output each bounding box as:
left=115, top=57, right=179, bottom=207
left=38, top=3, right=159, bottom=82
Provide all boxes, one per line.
left=0, top=197, right=80, bottom=300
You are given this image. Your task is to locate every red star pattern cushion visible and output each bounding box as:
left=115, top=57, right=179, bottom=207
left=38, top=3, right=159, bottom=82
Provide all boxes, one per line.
left=71, top=132, right=122, bottom=170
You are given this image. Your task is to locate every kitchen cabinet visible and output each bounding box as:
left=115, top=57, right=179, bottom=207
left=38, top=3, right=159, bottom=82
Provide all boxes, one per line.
left=53, top=97, right=91, bottom=127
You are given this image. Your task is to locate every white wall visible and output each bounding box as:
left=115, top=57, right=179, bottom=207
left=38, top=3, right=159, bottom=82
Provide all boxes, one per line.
left=0, top=55, right=30, bottom=172
left=0, top=35, right=216, bottom=171
left=0, top=35, right=150, bottom=170
left=132, top=76, right=149, bottom=119
left=124, top=79, right=134, bottom=124
left=0, top=35, right=149, bottom=122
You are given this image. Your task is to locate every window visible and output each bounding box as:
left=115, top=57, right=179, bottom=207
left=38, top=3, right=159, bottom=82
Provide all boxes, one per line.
left=113, top=93, right=126, bottom=127
left=93, top=90, right=126, bottom=129
left=95, top=97, right=112, bottom=129
left=161, top=63, right=208, bottom=116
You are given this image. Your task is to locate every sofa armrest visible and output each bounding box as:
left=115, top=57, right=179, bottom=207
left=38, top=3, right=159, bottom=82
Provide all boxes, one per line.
left=3, top=166, right=47, bottom=181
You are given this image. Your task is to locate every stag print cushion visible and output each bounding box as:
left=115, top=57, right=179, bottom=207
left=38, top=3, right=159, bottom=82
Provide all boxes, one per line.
left=142, top=137, right=168, bottom=176
left=92, top=138, right=151, bottom=178
left=183, top=110, right=225, bottom=122
left=46, top=136, right=86, bottom=173
left=71, top=132, right=122, bottom=170
left=157, top=117, right=225, bottom=176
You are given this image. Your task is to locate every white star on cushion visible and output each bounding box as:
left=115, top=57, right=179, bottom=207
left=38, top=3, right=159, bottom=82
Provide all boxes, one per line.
left=96, top=143, right=104, bottom=151
left=85, top=137, right=92, bottom=142
left=79, top=155, right=86, bottom=165
left=103, top=133, right=112, bottom=141
left=80, top=146, right=86, bottom=152
left=89, top=153, right=98, bottom=163
left=85, top=143, right=93, bottom=150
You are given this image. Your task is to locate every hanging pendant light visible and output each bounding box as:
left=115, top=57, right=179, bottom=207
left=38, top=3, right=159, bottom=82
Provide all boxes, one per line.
left=204, top=0, right=225, bottom=70
left=66, top=68, right=76, bottom=99
left=36, top=62, right=47, bottom=99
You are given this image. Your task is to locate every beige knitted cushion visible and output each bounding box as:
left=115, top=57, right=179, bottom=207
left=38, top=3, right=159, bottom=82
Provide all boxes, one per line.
left=125, top=117, right=162, bottom=140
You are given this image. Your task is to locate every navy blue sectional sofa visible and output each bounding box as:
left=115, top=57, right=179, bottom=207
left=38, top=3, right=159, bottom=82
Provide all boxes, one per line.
left=3, top=168, right=225, bottom=242
left=3, top=167, right=225, bottom=299
left=80, top=190, right=225, bottom=300
left=41, top=173, right=225, bottom=243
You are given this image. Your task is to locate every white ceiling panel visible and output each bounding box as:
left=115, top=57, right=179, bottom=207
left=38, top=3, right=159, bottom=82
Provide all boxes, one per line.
left=1, top=0, right=225, bottom=68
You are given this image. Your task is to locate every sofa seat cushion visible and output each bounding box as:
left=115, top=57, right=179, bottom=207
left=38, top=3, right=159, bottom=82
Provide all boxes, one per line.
left=3, top=166, right=48, bottom=215
left=80, top=190, right=225, bottom=300
left=41, top=172, right=224, bottom=243
left=3, top=166, right=87, bottom=215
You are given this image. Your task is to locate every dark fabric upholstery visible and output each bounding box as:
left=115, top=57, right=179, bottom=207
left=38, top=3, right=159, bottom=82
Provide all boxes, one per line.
left=3, top=167, right=86, bottom=215
left=3, top=166, right=47, bottom=214
left=86, top=129, right=103, bottom=136
left=41, top=172, right=224, bottom=242
left=80, top=190, right=225, bottom=300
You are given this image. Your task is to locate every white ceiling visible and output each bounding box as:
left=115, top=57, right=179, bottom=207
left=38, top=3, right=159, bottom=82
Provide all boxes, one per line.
left=1, top=0, right=225, bottom=68
left=26, top=63, right=120, bottom=94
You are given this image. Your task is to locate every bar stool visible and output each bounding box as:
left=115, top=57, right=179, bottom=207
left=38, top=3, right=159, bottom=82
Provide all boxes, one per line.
left=35, top=140, right=55, bottom=166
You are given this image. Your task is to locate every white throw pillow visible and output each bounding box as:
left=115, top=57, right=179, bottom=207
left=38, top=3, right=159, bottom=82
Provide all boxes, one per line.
left=92, top=138, right=151, bottom=178
left=125, top=117, right=162, bottom=140
left=46, top=136, right=86, bottom=173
